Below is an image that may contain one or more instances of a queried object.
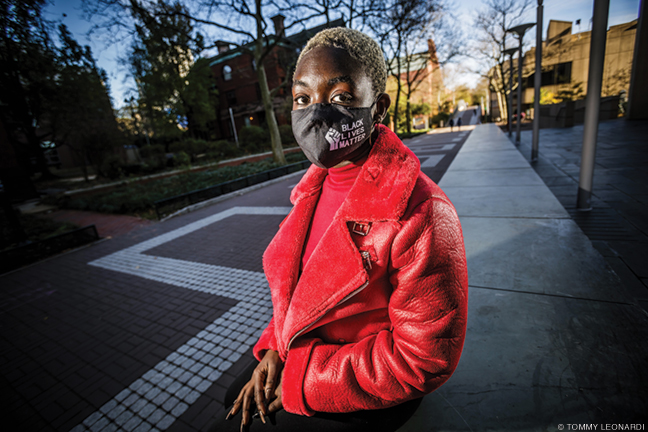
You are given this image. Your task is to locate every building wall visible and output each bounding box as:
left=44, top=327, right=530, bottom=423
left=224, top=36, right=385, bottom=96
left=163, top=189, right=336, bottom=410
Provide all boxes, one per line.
left=210, top=45, right=293, bottom=141
left=520, top=19, right=637, bottom=105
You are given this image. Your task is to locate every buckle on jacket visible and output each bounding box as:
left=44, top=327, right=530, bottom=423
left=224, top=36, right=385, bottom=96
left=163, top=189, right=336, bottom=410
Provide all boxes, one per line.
left=352, top=222, right=371, bottom=236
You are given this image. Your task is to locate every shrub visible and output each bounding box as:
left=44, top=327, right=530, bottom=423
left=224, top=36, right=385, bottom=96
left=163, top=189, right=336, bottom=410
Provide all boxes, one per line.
left=49, top=152, right=310, bottom=218
left=239, top=126, right=270, bottom=153
left=279, top=124, right=296, bottom=146
left=98, top=154, right=124, bottom=180
left=172, top=151, right=191, bottom=168
left=138, top=144, right=165, bottom=159
left=141, top=154, right=168, bottom=173
left=170, top=139, right=211, bottom=162
left=431, top=112, right=450, bottom=128
left=206, top=140, right=242, bottom=160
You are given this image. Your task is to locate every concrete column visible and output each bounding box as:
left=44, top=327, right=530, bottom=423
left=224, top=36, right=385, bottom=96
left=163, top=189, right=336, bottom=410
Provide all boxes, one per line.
left=504, top=49, right=517, bottom=137
left=532, top=0, right=543, bottom=161
left=516, top=43, right=523, bottom=145
left=576, top=0, right=610, bottom=210
left=628, top=0, right=647, bottom=120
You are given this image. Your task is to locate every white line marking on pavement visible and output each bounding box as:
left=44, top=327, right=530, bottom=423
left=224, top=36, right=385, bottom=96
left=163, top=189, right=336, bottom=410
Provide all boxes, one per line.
left=71, top=206, right=291, bottom=432
left=451, top=137, right=461, bottom=142
left=421, top=154, right=446, bottom=168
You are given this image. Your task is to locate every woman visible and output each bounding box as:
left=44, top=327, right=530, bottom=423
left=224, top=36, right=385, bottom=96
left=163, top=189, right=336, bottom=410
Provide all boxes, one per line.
left=219, top=27, right=468, bottom=431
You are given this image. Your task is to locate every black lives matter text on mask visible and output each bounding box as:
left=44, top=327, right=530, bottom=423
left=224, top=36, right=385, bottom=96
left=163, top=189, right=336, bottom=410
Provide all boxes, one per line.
left=325, top=118, right=366, bottom=151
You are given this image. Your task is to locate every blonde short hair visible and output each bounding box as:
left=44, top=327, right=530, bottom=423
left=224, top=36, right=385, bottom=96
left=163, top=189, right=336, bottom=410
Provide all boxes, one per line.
left=297, top=27, right=387, bottom=97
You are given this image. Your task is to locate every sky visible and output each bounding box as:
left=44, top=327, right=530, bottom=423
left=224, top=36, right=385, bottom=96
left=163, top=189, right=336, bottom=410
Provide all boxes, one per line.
left=43, top=0, right=642, bottom=108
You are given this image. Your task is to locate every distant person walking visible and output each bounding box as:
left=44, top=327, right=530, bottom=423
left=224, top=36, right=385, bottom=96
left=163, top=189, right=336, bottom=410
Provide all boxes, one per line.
left=449, top=118, right=454, bottom=132
left=457, top=117, right=462, bottom=131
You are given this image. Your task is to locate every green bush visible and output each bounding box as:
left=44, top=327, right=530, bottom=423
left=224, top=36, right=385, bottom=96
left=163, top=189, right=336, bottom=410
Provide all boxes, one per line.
left=98, top=154, right=124, bottom=180
left=206, top=140, right=242, bottom=160
left=138, top=144, right=165, bottom=159
left=431, top=112, right=450, bottom=127
left=50, top=152, right=308, bottom=217
left=141, top=154, right=168, bottom=173
left=172, top=151, right=191, bottom=168
left=239, top=126, right=270, bottom=153
left=279, top=124, right=296, bottom=146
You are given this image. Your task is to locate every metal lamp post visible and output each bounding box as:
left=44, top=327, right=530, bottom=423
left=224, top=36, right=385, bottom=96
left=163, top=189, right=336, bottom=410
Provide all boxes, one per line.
left=577, top=0, right=610, bottom=210
left=532, top=1, right=544, bottom=161
left=508, top=23, right=536, bottom=145
left=504, top=47, right=518, bottom=138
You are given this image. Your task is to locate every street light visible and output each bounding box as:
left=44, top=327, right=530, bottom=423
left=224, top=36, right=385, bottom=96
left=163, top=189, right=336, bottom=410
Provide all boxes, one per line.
left=532, top=1, right=544, bottom=162
left=503, top=47, right=518, bottom=138
left=507, top=22, right=535, bottom=146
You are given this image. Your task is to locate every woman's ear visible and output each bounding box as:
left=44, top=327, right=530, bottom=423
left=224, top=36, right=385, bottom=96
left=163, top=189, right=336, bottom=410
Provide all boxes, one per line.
left=373, top=93, right=391, bottom=124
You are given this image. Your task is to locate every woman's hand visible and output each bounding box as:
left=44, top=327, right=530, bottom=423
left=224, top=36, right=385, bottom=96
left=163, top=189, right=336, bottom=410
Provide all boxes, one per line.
left=226, top=350, right=284, bottom=429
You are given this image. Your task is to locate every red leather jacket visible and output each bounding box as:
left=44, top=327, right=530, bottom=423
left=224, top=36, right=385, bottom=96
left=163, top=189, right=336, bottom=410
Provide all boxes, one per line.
left=253, top=125, right=468, bottom=416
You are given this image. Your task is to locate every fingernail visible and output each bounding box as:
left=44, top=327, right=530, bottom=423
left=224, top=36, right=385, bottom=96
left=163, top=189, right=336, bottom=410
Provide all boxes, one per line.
left=225, top=411, right=233, bottom=421
left=265, top=388, right=271, bottom=399
left=259, top=411, right=266, bottom=424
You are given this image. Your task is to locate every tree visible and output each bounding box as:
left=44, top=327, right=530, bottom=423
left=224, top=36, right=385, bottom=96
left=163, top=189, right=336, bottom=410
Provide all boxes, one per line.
left=182, top=58, right=219, bottom=138
left=473, top=0, right=532, bottom=122
left=281, top=0, right=380, bottom=30
left=370, top=0, right=450, bottom=133
left=85, top=0, right=338, bottom=165
left=51, top=24, right=122, bottom=181
left=399, top=21, right=460, bottom=133
left=0, top=0, right=58, bottom=179
left=128, top=1, right=208, bottom=142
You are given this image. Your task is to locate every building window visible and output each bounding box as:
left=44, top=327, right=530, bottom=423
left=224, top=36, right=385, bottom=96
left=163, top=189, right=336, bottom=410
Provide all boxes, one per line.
left=527, top=62, right=573, bottom=88
left=226, top=90, right=237, bottom=106
left=223, top=65, right=232, bottom=81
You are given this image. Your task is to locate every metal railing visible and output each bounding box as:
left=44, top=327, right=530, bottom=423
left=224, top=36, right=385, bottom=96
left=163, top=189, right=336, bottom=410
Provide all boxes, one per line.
left=154, top=160, right=310, bottom=219
left=0, top=225, right=100, bottom=274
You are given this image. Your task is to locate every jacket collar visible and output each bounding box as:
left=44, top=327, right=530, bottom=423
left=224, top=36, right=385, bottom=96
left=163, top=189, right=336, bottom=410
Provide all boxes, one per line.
left=290, top=124, right=421, bottom=222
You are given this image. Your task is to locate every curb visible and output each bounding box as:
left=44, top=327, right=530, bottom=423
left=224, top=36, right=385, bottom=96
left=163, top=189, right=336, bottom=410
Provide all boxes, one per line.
left=159, top=169, right=307, bottom=222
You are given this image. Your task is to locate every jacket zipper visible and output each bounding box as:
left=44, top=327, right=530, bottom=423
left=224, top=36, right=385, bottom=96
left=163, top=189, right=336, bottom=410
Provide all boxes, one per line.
left=287, top=280, right=370, bottom=351
left=361, top=250, right=372, bottom=270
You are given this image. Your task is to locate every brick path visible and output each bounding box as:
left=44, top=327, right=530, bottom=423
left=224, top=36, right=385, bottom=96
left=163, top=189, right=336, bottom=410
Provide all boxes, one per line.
left=42, top=209, right=154, bottom=239
left=0, top=131, right=469, bottom=432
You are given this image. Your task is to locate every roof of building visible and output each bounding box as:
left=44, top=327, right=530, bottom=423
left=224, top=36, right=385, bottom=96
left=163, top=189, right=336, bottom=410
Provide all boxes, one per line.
left=209, top=17, right=345, bottom=67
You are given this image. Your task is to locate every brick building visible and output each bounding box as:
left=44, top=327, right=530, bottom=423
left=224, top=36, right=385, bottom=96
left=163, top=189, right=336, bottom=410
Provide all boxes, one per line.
left=209, top=16, right=345, bottom=140
left=385, top=39, right=444, bottom=129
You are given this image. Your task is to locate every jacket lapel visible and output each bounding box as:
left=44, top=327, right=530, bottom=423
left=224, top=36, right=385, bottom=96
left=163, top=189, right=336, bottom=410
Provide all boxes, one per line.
left=279, top=217, right=368, bottom=352
left=263, top=125, right=421, bottom=355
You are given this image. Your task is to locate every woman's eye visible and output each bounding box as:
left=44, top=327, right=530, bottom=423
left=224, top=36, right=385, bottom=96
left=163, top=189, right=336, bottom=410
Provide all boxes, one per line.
left=294, top=95, right=309, bottom=105
left=331, top=93, right=353, bottom=104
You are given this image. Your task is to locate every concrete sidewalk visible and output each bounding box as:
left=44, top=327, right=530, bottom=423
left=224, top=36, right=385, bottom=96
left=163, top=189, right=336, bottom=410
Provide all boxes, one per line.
left=514, top=119, right=648, bottom=310
left=398, top=124, right=648, bottom=430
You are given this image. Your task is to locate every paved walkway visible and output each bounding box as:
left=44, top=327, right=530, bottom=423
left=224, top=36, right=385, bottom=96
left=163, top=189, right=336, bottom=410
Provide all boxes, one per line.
left=513, top=119, right=648, bottom=310
left=41, top=210, right=154, bottom=239
left=2, top=126, right=646, bottom=432
left=397, top=123, right=647, bottom=430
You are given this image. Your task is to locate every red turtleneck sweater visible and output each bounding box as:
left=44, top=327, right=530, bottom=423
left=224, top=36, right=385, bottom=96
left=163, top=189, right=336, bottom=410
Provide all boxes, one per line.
left=301, top=158, right=366, bottom=270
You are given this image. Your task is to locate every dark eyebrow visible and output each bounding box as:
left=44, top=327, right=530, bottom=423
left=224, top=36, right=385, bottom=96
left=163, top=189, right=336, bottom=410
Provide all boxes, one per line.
left=293, top=79, right=308, bottom=88
left=328, top=75, right=355, bottom=87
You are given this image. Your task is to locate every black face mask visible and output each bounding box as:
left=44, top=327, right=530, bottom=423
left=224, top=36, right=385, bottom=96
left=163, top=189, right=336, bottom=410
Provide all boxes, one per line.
left=291, top=103, right=375, bottom=169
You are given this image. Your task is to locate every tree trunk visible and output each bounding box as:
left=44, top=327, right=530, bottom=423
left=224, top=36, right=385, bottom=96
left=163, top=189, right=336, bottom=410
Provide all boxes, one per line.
left=406, top=99, right=412, bottom=134
left=255, top=0, right=286, bottom=165
left=27, top=130, right=56, bottom=181
left=81, top=146, right=89, bottom=182
left=255, top=55, right=286, bottom=165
